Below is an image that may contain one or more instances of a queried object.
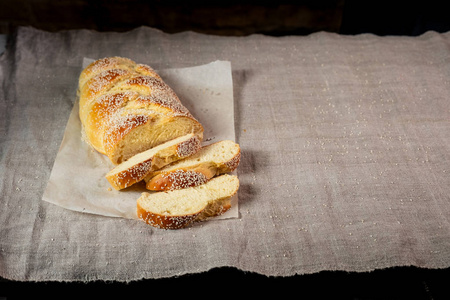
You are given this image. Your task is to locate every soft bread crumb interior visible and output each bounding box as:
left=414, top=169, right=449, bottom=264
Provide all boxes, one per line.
left=162, top=140, right=239, bottom=170
left=108, top=133, right=194, bottom=175
left=113, top=117, right=201, bottom=163
left=138, top=174, right=239, bottom=216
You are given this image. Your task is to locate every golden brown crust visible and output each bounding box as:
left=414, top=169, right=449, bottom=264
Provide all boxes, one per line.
left=136, top=195, right=232, bottom=230
left=79, top=68, right=132, bottom=115
left=105, top=134, right=202, bottom=190
left=103, top=114, right=153, bottom=160
left=106, top=159, right=153, bottom=190
left=137, top=174, right=239, bottom=229
left=78, top=57, right=203, bottom=165
left=146, top=168, right=212, bottom=191
left=85, top=91, right=139, bottom=153
left=78, top=57, right=135, bottom=88
left=223, top=150, right=241, bottom=173
left=137, top=203, right=200, bottom=229
left=145, top=146, right=241, bottom=191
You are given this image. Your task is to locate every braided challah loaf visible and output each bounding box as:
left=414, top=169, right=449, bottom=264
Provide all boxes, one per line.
left=78, top=57, right=204, bottom=165
left=78, top=57, right=240, bottom=229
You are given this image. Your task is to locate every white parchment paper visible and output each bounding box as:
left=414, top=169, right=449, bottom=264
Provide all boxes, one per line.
left=42, top=59, right=238, bottom=220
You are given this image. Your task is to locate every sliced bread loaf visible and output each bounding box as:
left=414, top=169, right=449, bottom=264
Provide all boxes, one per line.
left=137, top=174, right=239, bottom=229
left=144, top=140, right=240, bottom=191
left=105, top=133, right=201, bottom=190
left=79, top=57, right=204, bottom=165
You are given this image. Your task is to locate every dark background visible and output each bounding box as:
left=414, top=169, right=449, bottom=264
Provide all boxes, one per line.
left=1, top=1, right=450, bottom=299
left=1, top=0, right=450, bottom=37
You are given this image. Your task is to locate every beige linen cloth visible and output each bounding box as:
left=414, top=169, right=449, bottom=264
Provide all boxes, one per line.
left=0, top=26, right=449, bottom=282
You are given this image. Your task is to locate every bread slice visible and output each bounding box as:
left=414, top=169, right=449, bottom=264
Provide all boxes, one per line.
left=105, top=133, right=201, bottom=190
left=144, top=140, right=240, bottom=191
left=137, top=174, right=239, bottom=229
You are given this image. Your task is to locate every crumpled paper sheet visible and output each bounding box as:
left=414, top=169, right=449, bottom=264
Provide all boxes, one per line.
left=42, top=59, right=238, bottom=220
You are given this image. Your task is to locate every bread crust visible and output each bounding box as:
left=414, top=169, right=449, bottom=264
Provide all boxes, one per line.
left=78, top=57, right=203, bottom=165
left=107, top=159, right=153, bottom=190
left=145, top=147, right=241, bottom=191
left=145, top=167, right=212, bottom=191
left=136, top=200, right=232, bottom=230
left=136, top=174, right=240, bottom=229
left=136, top=205, right=201, bottom=229
left=105, top=134, right=201, bottom=190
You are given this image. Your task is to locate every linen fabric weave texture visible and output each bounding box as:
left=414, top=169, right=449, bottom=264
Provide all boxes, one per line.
left=0, top=26, right=449, bottom=281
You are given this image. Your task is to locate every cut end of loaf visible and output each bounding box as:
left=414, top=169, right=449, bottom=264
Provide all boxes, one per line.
left=137, top=174, right=239, bottom=229
left=105, top=115, right=203, bottom=165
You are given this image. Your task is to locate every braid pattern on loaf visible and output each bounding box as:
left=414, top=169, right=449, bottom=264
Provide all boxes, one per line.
left=102, top=113, right=151, bottom=154
left=86, top=69, right=130, bottom=96
left=79, top=57, right=201, bottom=160
left=83, top=91, right=139, bottom=150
